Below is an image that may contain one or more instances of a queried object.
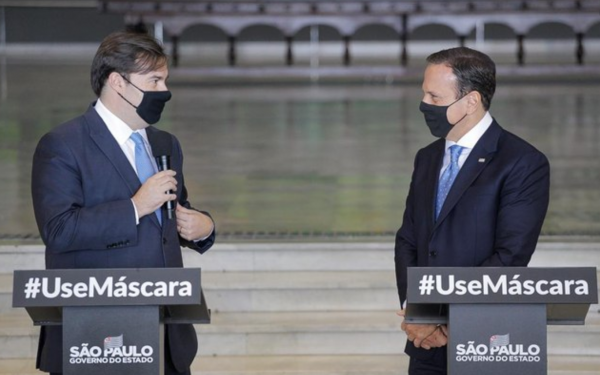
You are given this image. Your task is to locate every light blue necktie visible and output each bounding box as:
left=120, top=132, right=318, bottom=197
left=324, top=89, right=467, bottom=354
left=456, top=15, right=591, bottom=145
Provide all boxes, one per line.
left=131, top=132, right=162, bottom=225
left=436, top=145, right=464, bottom=220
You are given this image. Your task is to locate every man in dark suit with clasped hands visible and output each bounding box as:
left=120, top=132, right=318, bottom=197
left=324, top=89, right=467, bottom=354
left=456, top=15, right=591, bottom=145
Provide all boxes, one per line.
left=31, top=31, right=215, bottom=375
left=395, top=47, right=550, bottom=374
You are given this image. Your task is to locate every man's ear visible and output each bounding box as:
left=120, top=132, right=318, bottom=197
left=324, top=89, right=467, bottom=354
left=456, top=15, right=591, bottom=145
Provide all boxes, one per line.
left=466, top=91, right=482, bottom=114
left=106, top=72, right=126, bottom=93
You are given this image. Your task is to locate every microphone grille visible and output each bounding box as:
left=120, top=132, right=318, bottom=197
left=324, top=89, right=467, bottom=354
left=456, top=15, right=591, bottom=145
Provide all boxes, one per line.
left=147, top=129, right=173, bottom=157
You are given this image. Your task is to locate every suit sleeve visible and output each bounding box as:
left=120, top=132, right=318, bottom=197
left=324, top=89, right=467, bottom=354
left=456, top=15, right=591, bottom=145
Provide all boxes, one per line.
left=395, top=151, right=421, bottom=307
left=31, top=132, right=138, bottom=253
left=479, top=150, right=550, bottom=267
left=172, top=137, right=215, bottom=254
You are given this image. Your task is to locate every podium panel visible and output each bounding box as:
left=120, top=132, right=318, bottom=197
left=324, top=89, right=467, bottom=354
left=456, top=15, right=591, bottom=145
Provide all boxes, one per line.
left=64, top=306, right=163, bottom=375
left=449, top=304, right=546, bottom=375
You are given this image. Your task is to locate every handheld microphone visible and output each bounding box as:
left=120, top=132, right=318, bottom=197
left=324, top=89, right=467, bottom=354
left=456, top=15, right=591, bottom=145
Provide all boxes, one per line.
left=148, top=130, right=174, bottom=219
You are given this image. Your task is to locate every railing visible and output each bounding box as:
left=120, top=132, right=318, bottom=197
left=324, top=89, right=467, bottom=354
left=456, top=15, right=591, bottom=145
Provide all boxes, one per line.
left=99, top=0, right=600, bottom=15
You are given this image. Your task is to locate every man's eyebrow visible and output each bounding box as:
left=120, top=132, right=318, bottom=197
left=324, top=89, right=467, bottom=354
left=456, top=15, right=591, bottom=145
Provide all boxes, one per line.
left=148, top=74, right=168, bottom=80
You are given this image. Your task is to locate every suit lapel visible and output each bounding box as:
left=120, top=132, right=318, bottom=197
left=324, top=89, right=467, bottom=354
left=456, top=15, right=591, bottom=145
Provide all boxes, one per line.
left=84, top=104, right=162, bottom=229
left=433, top=121, right=502, bottom=229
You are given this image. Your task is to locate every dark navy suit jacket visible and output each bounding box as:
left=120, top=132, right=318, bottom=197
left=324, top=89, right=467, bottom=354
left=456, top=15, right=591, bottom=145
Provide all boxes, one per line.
left=395, top=120, right=550, bottom=361
left=31, top=103, right=215, bottom=373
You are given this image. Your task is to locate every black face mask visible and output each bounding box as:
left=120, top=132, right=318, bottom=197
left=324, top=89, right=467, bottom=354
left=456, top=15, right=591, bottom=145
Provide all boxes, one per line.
left=119, top=75, right=172, bottom=125
left=419, top=96, right=467, bottom=138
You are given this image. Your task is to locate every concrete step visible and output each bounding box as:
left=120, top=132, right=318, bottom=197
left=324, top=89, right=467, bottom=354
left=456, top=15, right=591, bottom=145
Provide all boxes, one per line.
left=2, top=308, right=599, bottom=359
left=1, top=241, right=599, bottom=274
left=2, top=241, right=598, bottom=313
left=1, top=354, right=600, bottom=375
left=0, top=310, right=405, bottom=359
left=0, top=355, right=411, bottom=375
left=198, top=310, right=405, bottom=357
left=202, top=270, right=398, bottom=312
left=0, top=243, right=394, bottom=273
left=529, top=242, right=600, bottom=268
left=1, top=241, right=599, bottom=374
left=0, top=270, right=400, bottom=313
left=4, top=269, right=599, bottom=314
left=200, top=269, right=599, bottom=313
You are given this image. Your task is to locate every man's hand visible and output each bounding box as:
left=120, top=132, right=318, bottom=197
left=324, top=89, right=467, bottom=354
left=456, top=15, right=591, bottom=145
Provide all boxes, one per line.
left=420, top=326, right=448, bottom=349
left=176, top=204, right=214, bottom=241
left=132, top=170, right=177, bottom=218
left=397, top=310, right=447, bottom=349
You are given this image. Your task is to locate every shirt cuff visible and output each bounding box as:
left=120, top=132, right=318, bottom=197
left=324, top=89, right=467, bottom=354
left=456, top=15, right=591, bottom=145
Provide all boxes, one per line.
left=193, top=223, right=215, bottom=242
left=131, top=199, right=140, bottom=225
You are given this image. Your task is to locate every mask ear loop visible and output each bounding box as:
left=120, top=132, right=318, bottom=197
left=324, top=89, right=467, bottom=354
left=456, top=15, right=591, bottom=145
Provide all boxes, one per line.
left=120, top=74, right=145, bottom=93
left=116, top=74, right=142, bottom=110
left=447, top=92, right=471, bottom=126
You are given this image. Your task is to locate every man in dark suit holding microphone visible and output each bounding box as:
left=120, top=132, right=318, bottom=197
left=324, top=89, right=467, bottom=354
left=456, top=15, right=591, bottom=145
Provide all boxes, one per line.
left=395, top=47, right=550, bottom=374
left=31, top=31, right=215, bottom=375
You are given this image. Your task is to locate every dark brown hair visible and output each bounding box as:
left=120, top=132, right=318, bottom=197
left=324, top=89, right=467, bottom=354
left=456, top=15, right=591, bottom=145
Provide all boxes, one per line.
left=90, top=31, right=167, bottom=96
left=426, top=47, right=496, bottom=110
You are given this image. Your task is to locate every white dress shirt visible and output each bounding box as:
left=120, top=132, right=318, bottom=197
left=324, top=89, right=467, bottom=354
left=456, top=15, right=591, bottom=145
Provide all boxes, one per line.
left=94, top=99, right=157, bottom=175
left=439, top=111, right=493, bottom=178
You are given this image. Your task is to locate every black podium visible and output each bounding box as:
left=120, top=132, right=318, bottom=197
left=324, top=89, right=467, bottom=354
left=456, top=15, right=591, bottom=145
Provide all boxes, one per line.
left=405, top=267, right=598, bottom=375
left=12, top=268, right=210, bottom=375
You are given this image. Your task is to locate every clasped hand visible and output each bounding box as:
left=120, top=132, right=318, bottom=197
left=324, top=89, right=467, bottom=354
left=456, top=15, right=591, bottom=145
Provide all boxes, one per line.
left=397, top=310, right=448, bottom=350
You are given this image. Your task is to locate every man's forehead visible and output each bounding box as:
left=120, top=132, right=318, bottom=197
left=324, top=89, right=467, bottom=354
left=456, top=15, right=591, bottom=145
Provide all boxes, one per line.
left=422, top=64, right=456, bottom=92
left=132, top=65, right=169, bottom=78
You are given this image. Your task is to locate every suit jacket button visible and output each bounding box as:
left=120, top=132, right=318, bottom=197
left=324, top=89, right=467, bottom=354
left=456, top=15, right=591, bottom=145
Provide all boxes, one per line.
left=163, top=238, right=167, bottom=245
left=429, top=251, right=437, bottom=258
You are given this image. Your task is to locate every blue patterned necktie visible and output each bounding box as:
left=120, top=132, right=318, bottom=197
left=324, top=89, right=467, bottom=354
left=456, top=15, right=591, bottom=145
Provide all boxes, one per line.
left=436, top=145, right=464, bottom=220
left=131, top=132, right=162, bottom=225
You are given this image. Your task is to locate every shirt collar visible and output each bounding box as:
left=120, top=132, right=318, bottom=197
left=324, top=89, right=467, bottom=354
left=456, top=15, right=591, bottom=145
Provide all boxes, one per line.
left=94, top=99, right=147, bottom=145
left=445, top=111, right=493, bottom=151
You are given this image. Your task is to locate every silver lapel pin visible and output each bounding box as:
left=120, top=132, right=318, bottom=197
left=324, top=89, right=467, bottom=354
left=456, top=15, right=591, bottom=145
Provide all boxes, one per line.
left=478, top=158, right=486, bottom=163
